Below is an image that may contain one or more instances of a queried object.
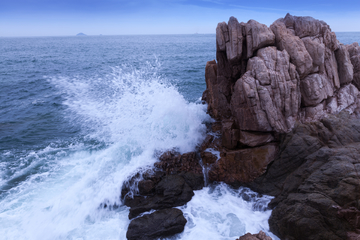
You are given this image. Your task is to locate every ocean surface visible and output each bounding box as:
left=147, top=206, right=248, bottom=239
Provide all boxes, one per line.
left=0, top=33, right=359, bottom=240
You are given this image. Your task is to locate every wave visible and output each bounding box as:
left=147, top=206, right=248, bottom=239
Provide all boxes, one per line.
left=0, top=59, right=210, bottom=239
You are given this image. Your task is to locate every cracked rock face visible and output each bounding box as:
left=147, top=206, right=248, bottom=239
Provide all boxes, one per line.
left=230, top=46, right=301, bottom=133
left=201, top=13, right=360, bottom=187
left=247, top=112, right=360, bottom=240
left=202, top=13, right=360, bottom=240
left=204, top=13, right=360, bottom=136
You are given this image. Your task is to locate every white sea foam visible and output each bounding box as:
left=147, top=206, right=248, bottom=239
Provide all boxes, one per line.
left=178, top=184, right=279, bottom=240
left=0, top=61, right=210, bottom=239
left=0, top=61, right=277, bottom=240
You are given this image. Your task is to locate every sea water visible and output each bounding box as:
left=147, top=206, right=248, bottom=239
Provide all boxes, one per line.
left=1, top=33, right=359, bottom=240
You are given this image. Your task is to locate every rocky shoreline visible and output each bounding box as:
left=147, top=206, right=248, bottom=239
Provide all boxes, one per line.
left=120, top=14, right=360, bottom=240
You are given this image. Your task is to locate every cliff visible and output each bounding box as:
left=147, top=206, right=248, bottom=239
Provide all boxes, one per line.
left=202, top=13, right=360, bottom=239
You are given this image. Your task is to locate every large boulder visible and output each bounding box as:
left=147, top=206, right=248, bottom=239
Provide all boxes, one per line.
left=126, top=208, right=187, bottom=240
left=245, top=19, right=275, bottom=58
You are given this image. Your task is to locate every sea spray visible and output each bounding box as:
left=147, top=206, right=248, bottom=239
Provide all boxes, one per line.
left=177, top=184, right=278, bottom=240
left=1, top=56, right=277, bottom=240
left=0, top=61, right=210, bottom=239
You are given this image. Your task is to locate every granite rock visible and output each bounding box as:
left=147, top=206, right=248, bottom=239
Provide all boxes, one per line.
left=231, top=46, right=301, bottom=133
left=245, top=19, right=275, bottom=58
left=270, top=20, right=313, bottom=78
left=347, top=42, right=360, bottom=90
left=335, top=44, right=354, bottom=85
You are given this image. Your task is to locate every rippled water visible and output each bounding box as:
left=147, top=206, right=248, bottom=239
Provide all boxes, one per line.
left=0, top=33, right=358, bottom=240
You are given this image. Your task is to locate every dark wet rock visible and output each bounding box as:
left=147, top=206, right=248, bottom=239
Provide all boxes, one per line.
left=155, top=151, right=204, bottom=190
left=155, top=151, right=203, bottom=176
left=222, top=119, right=239, bottom=149
left=122, top=151, right=201, bottom=238
left=246, top=112, right=360, bottom=240
left=208, top=143, right=279, bottom=184
left=239, top=131, right=274, bottom=147
left=138, top=180, right=155, bottom=195
left=125, top=174, right=194, bottom=219
left=126, top=208, right=187, bottom=240
left=201, top=151, right=218, bottom=165
left=200, top=134, right=214, bottom=152
left=237, top=231, right=272, bottom=240
left=121, top=150, right=204, bottom=220
left=179, top=171, right=204, bottom=191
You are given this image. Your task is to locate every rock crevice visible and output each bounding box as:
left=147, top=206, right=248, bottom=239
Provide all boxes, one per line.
left=202, top=13, right=360, bottom=240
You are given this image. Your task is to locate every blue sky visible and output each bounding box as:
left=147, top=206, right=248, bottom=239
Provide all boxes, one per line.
left=1, top=0, right=360, bottom=36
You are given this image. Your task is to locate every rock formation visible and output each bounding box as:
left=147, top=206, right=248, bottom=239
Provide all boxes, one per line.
left=202, top=13, right=360, bottom=186
left=120, top=13, right=360, bottom=240
left=247, top=112, right=360, bottom=239
left=202, top=13, right=360, bottom=240
left=121, top=151, right=204, bottom=239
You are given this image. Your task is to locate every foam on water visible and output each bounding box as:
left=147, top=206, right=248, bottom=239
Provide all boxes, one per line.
left=0, top=60, right=277, bottom=240
left=178, top=184, right=278, bottom=240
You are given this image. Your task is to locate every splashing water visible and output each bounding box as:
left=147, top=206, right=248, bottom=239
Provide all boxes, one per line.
left=178, top=184, right=278, bottom=240
left=0, top=59, right=277, bottom=240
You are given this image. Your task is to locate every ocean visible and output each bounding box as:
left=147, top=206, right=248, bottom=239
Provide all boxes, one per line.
left=0, top=33, right=359, bottom=240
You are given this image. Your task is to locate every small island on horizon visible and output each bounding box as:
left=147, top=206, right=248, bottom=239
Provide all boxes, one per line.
left=76, top=32, right=87, bottom=36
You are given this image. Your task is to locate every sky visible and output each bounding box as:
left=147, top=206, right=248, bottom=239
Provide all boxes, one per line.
left=1, top=0, right=360, bottom=37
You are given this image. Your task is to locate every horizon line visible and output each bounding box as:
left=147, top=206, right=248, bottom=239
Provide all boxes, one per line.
left=1, top=31, right=360, bottom=38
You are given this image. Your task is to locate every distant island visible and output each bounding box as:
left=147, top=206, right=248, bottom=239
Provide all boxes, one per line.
left=76, top=33, right=87, bottom=36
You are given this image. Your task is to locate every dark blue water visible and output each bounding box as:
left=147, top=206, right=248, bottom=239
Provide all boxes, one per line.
left=0, top=35, right=215, bottom=149
left=0, top=33, right=359, bottom=240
